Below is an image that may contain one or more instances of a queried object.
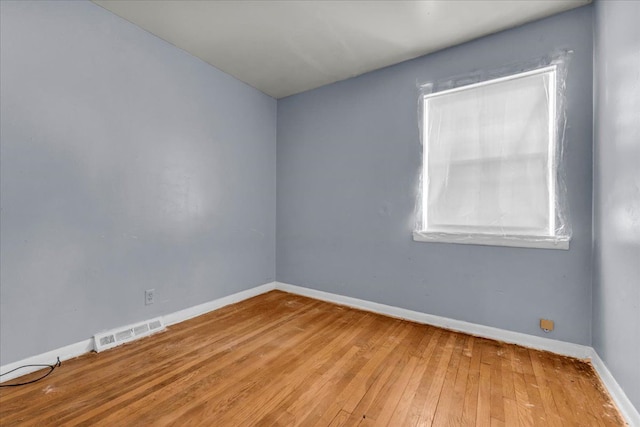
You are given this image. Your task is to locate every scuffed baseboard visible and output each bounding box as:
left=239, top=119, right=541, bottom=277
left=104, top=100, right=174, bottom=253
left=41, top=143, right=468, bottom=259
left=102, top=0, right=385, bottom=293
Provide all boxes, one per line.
left=588, top=349, right=640, bottom=426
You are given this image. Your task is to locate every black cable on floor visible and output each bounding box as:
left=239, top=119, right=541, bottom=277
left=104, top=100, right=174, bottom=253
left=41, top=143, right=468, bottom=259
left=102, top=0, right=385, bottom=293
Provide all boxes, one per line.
left=0, top=357, right=61, bottom=387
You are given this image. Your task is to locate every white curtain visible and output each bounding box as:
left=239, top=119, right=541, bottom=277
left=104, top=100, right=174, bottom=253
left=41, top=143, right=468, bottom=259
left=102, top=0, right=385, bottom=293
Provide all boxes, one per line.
left=424, top=70, right=555, bottom=236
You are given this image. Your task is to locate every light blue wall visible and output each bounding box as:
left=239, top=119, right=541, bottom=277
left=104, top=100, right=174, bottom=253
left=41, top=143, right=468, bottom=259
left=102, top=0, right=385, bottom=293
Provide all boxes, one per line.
left=0, top=1, right=276, bottom=365
left=277, top=7, right=594, bottom=345
left=5, top=4, right=637, bottom=414
left=593, top=0, right=640, bottom=411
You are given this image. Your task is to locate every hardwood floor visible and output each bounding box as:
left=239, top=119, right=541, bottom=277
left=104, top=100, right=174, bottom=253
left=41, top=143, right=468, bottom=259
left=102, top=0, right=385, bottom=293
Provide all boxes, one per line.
left=0, top=291, right=624, bottom=426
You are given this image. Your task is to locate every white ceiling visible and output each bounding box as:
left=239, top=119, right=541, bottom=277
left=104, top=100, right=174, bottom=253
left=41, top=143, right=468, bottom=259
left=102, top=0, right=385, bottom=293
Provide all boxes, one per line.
left=93, top=0, right=590, bottom=99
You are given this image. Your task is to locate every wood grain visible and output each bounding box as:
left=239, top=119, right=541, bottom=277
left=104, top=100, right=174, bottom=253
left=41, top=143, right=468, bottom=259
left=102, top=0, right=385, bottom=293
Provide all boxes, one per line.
left=0, top=291, right=625, bottom=426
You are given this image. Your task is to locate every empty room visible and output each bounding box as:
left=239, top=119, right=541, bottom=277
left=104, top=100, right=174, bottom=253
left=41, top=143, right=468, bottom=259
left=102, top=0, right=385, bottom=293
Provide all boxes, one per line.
left=0, top=0, right=638, bottom=425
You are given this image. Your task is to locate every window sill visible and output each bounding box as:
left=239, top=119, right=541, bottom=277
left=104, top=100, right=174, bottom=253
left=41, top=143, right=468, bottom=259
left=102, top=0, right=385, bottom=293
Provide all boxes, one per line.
left=412, top=231, right=570, bottom=250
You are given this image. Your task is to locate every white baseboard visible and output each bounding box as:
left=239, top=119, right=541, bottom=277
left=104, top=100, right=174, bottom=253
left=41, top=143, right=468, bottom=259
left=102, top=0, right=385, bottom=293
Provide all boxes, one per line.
left=275, top=281, right=638, bottom=426
left=2, top=280, right=636, bottom=426
left=589, top=349, right=640, bottom=426
left=1, top=281, right=277, bottom=384
left=0, top=339, right=94, bottom=384
left=275, top=282, right=593, bottom=358
left=163, top=281, right=276, bottom=326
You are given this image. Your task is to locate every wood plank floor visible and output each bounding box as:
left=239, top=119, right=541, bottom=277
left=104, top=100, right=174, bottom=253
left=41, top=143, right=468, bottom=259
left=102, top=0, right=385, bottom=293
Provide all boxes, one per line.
left=0, top=291, right=625, bottom=426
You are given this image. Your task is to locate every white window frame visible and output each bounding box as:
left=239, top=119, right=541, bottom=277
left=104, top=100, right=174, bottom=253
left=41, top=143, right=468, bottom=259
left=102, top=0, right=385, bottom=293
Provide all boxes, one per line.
left=413, top=66, right=570, bottom=250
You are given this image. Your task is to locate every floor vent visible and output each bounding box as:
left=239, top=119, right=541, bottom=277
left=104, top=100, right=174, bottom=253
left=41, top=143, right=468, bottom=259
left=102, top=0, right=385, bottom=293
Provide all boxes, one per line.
left=94, top=317, right=165, bottom=352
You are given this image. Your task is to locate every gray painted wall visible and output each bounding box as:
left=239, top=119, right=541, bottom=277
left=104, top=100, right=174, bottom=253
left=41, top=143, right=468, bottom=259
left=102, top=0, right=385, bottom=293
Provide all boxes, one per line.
left=277, top=7, right=594, bottom=345
left=5, top=3, right=637, bottom=414
left=0, top=1, right=276, bottom=365
left=593, top=0, right=640, bottom=411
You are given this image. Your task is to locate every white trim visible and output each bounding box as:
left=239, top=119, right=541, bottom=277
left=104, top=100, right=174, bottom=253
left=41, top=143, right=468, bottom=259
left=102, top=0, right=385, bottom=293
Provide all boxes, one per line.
left=589, top=349, right=640, bottom=426
left=412, top=230, right=570, bottom=250
left=276, top=281, right=639, bottom=425
left=2, top=279, right=636, bottom=426
left=420, top=66, right=565, bottom=251
left=1, top=281, right=277, bottom=384
left=275, top=282, right=590, bottom=358
left=548, top=67, right=558, bottom=236
left=422, top=65, right=558, bottom=100
left=0, top=339, right=94, bottom=383
left=162, top=281, right=276, bottom=326
left=422, top=98, right=430, bottom=230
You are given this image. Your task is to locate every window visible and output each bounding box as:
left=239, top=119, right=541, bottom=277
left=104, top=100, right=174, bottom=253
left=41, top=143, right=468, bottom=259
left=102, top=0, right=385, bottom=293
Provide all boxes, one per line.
left=413, top=66, right=570, bottom=249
